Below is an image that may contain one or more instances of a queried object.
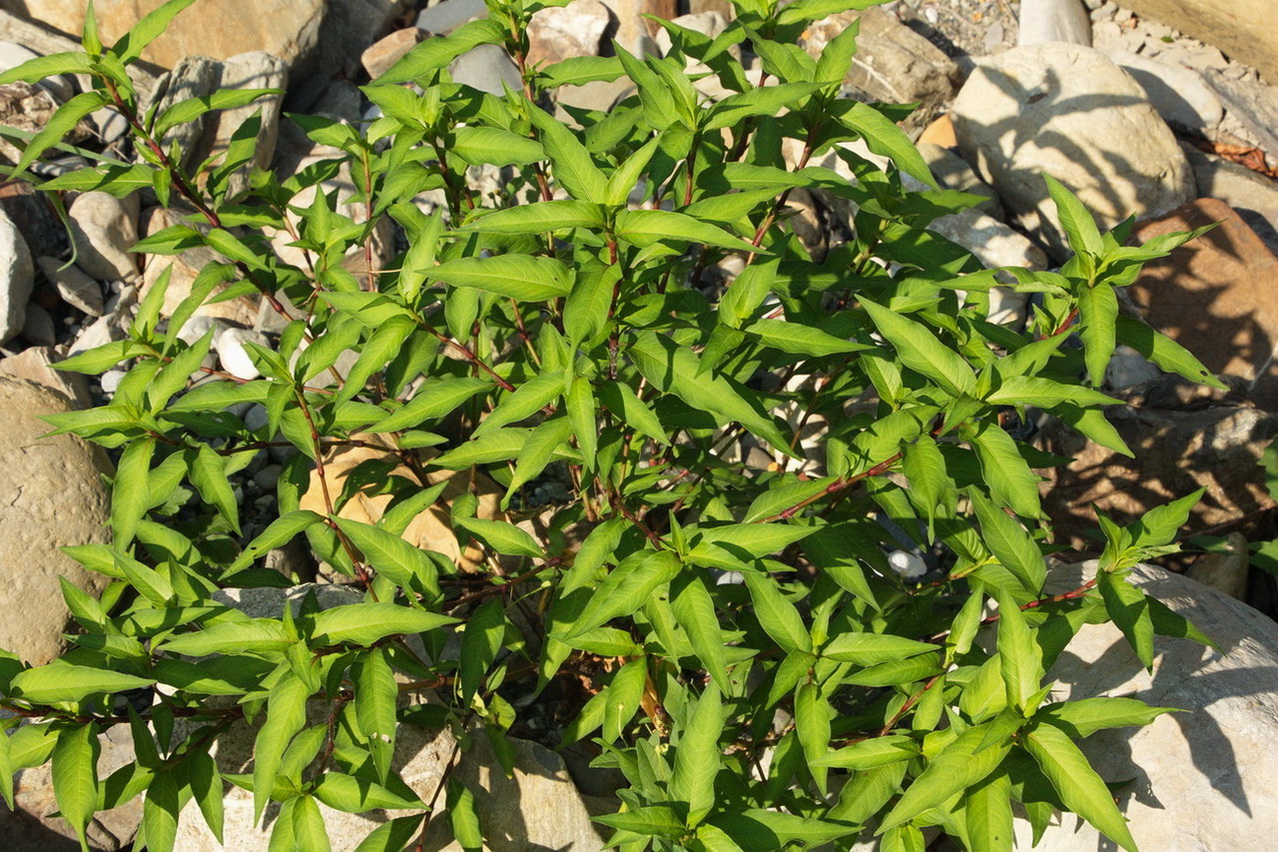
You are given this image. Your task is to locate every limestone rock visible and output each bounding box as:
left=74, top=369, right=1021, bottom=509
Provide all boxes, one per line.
left=1012, top=560, right=1278, bottom=850
left=952, top=43, right=1194, bottom=258
left=0, top=346, right=92, bottom=408
left=0, top=202, right=32, bottom=344
left=1127, top=199, right=1278, bottom=408
left=1017, top=0, right=1092, bottom=46
left=67, top=190, right=139, bottom=282
left=0, top=81, right=92, bottom=163
left=1037, top=377, right=1278, bottom=549
left=449, top=43, right=521, bottom=96
left=0, top=377, right=112, bottom=666
left=311, top=0, right=408, bottom=87
left=416, top=0, right=487, bottom=35
left=1112, top=0, right=1278, bottom=87
left=37, top=256, right=103, bottom=316
left=1102, top=49, right=1223, bottom=132
left=1, top=723, right=141, bottom=851
left=800, top=7, right=961, bottom=131
left=526, top=0, right=611, bottom=68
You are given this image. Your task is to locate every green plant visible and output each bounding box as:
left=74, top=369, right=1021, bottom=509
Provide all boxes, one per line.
left=0, top=0, right=1226, bottom=849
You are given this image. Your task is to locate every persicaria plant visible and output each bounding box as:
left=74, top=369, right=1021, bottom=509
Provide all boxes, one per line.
left=0, top=0, right=1222, bottom=849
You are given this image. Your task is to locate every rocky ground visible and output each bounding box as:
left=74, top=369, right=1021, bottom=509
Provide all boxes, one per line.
left=4, top=0, right=1278, bottom=848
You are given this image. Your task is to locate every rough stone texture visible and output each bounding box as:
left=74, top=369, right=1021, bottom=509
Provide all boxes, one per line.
left=67, top=191, right=139, bottom=283
left=1011, top=560, right=1278, bottom=850
left=1102, top=49, right=1223, bottom=132
left=1037, top=377, right=1278, bottom=549
left=1, top=723, right=141, bottom=851
left=0, top=345, right=92, bottom=408
left=1182, top=144, right=1278, bottom=254
left=0, top=377, right=112, bottom=665
left=0, top=179, right=67, bottom=258
left=0, top=81, right=92, bottom=163
left=37, top=256, right=103, bottom=316
left=8, top=0, right=324, bottom=72
left=361, top=26, right=426, bottom=80
left=298, top=441, right=504, bottom=572
left=1111, top=0, right=1278, bottom=88
left=952, top=43, right=1194, bottom=258
left=800, top=7, right=961, bottom=131
left=0, top=202, right=32, bottom=343
left=599, top=0, right=675, bottom=55
left=1199, top=69, right=1278, bottom=174
left=1128, top=199, right=1278, bottom=407
left=526, top=0, right=611, bottom=68
left=1017, top=0, right=1091, bottom=46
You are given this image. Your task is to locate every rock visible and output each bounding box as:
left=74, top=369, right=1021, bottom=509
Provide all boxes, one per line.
left=917, top=113, right=957, bottom=148
left=1, top=723, right=141, bottom=851
left=1198, top=69, right=1278, bottom=171
left=310, top=0, right=408, bottom=88
left=1018, top=0, right=1092, bottom=45
left=21, top=0, right=325, bottom=73
left=1037, top=377, right=1278, bottom=549
left=0, top=377, right=112, bottom=665
left=1105, top=344, right=1163, bottom=391
left=37, top=256, right=103, bottom=316
left=598, top=0, right=675, bottom=55
left=298, top=441, right=504, bottom=573
left=0, top=81, right=93, bottom=164
left=214, top=326, right=269, bottom=380
left=0, top=180, right=66, bottom=258
left=67, top=191, right=139, bottom=283
left=1111, top=0, right=1278, bottom=87
left=416, top=0, right=487, bottom=35
left=20, top=302, right=54, bottom=345
left=1188, top=531, right=1250, bottom=602
left=918, top=142, right=1003, bottom=218
left=1011, top=560, right=1278, bottom=850
left=449, top=43, right=521, bottom=96
left=68, top=285, right=136, bottom=356
left=929, top=209, right=1044, bottom=326
left=1127, top=199, right=1278, bottom=407
left=526, top=0, right=611, bottom=68
left=1102, top=49, right=1223, bottom=132
left=1181, top=144, right=1278, bottom=253
left=0, top=203, right=33, bottom=344
left=800, top=7, right=961, bottom=131
left=952, top=43, right=1194, bottom=259
left=0, top=346, right=92, bottom=408
left=361, top=26, right=426, bottom=80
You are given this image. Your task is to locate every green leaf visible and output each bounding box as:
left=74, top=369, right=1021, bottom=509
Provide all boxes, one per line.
left=693, top=523, right=815, bottom=558
left=996, top=588, right=1042, bottom=711
left=742, top=570, right=809, bottom=654
left=375, top=18, right=506, bottom=84
left=10, top=90, right=108, bottom=179
left=965, top=773, right=1014, bottom=852
left=878, top=722, right=1012, bottom=833
left=473, top=372, right=563, bottom=437
left=189, top=444, right=240, bottom=535
left=601, top=658, right=646, bottom=743
left=458, top=200, right=604, bottom=234
left=970, top=420, right=1043, bottom=519
left=971, top=491, right=1046, bottom=595
left=705, top=83, right=823, bottom=130
left=671, top=683, right=723, bottom=826
left=351, top=816, right=427, bottom=852
left=450, top=126, right=544, bottom=166
left=597, top=382, right=668, bottom=445
left=332, top=517, right=444, bottom=595
left=615, top=210, right=758, bottom=252
left=0, top=51, right=92, bottom=86
left=111, top=436, right=154, bottom=548
left=310, top=603, right=457, bottom=646
left=1023, top=722, right=1138, bottom=852
left=1132, top=488, right=1202, bottom=549
left=430, top=255, right=573, bottom=301
left=671, top=572, right=729, bottom=692
left=861, top=298, right=975, bottom=397
left=12, top=664, right=155, bottom=704
left=252, top=671, right=308, bottom=823
left=743, top=318, right=865, bottom=357
left=1097, top=568, right=1155, bottom=671
left=447, top=780, right=484, bottom=851
left=52, top=723, right=99, bottom=851
left=841, top=101, right=937, bottom=188
left=313, top=771, right=424, bottom=812
left=1077, top=283, right=1119, bottom=387
left=795, top=681, right=833, bottom=794
left=455, top=516, right=544, bottom=560
left=809, top=735, right=920, bottom=770
left=822, top=632, right=936, bottom=665
left=373, top=377, right=490, bottom=433
left=528, top=106, right=608, bottom=202
left=142, top=770, right=180, bottom=852
left=986, top=376, right=1120, bottom=409
left=159, top=620, right=291, bottom=657
left=1035, top=697, right=1178, bottom=738
left=564, top=262, right=618, bottom=348
left=459, top=598, right=506, bottom=707
left=567, top=550, right=681, bottom=637
left=291, top=795, right=331, bottom=852
left=354, top=649, right=398, bottom=783
left=153, top=88, right=283, bottom=140
left=1114, top=316, right=1225, bottom=389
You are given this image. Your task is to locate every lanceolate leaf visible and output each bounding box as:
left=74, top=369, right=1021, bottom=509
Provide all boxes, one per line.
left=112, top=436, right=155, bottom=548
left=52, top=723, right=99, bottom=851
left=430, top=255, right=573, bottom=301
left=861, top=298, right=976, bottom=397
left=1097, top=568, right=1155, bottom=672
left=1023, top=722, right=1138, bottom=852
left=878, top=722, right=1012, bottom=833
left=310, top=603, right=457, bottom=646
left=1077, top=283, right=1119, bottom=387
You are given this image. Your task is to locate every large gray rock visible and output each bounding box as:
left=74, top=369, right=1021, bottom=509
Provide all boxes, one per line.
left=1102, top=49, right=1223, bottom=132
left=67, top=191, right=139, bottom=282
left=952, top=43, right=1194, bottom=258
left=0, top=377, right=112, bottom=666
left=0, top=203, right=33, bottom=344
left=1018, top=0, right=1092, bottom=46
left=1112, top=0, right=1278, bottom=86
left=1012, top=560, right=1278, bottom=850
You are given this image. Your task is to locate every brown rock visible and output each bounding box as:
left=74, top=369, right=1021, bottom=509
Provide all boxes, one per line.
left=361, top=26, right=426, bottom=80
left=0, top=346, right=92, bottom=408
left=298, top=440, right=505, bottom=572
left=800, top=7, right=961, bottom=130
left=598, top=0, right=675, bottom=54
left=1129, top=198, right=1278, bottom=407
left=0, top=377, right=112, bottom=666
left=1037, top=379, right=1278, bottom=550
left=1113, top=0, right=1278, bottom=92
left=526, top=0, right=611, bottom=68
left=917, top=113, right=957, bottom=148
